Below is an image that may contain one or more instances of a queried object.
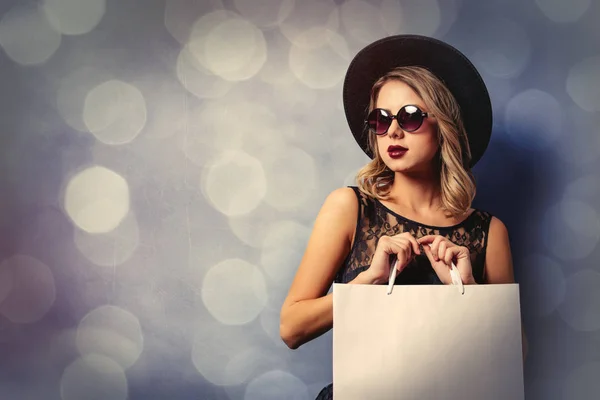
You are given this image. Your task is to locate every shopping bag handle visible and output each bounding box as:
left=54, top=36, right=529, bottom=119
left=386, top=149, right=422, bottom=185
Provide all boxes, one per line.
left=387, top=245, right=465, bottom=295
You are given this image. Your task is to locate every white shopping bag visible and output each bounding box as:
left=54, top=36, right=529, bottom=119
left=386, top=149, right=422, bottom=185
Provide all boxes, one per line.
left=333, top=283, right=524, bottom=400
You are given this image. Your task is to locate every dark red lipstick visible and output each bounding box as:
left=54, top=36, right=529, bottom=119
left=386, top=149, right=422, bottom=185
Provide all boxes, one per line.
left=387, top=145, right=408, bottom=158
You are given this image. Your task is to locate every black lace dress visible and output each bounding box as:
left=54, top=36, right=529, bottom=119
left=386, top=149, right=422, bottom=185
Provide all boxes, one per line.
left=315, top=186, right=492, bottom=400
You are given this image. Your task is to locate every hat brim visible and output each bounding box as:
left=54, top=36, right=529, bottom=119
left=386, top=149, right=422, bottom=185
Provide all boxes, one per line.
left=343, top=35, right=492, bottom=167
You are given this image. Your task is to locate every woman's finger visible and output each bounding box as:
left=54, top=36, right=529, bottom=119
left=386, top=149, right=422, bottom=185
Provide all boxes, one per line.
left=398, top=232, right=421, bottom=255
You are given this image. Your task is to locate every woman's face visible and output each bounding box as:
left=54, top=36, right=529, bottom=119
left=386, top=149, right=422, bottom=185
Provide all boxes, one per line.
left=374, top=80, right=439, bottom=175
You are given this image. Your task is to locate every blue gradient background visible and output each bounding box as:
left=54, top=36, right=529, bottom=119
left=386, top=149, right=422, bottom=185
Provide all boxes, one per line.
left=0, top=0, right=599, bottom=399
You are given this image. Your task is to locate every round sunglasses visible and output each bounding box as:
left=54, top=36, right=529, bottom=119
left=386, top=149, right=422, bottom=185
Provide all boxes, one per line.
left=365, top=105, right=430, bottom=135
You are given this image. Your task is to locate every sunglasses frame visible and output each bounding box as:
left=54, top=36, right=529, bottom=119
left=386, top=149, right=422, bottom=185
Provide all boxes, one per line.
left=365, top=105, right=430, bottom=135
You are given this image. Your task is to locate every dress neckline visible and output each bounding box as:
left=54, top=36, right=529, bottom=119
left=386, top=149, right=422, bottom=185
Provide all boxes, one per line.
left=374, top=198, right=477, bottom=230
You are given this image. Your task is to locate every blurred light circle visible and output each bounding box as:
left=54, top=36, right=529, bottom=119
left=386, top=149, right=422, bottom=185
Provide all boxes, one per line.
left=204, top=18, right=267, bottom=82
left=289, top=28, right=349, bottom=89
left=64, top=166, right=130, bottom=234
left=380, top=0, right=403, bottom=36
left=563, top=362, right=600, bottom=399
left=260, top=220, right=310, bottom=286
left=0, top=1, right=61, bottom=65
left=259, top=303, right=287, bottom=346
left=0, top=255, right=56, bottom=323
left=224, top=347, right=288, bottom=386
left=471, top=18, right=531, bottom=79
left=202, top=150, right=267, bottom=217
left=557, top=270, right=600, bottom=331
left=192, top=323, right=256, bottom=385
left=227, top=206, right=281, bottom=249
left=60, top=354, right=128, bottom=400
left=564, top=174, right=600, bottom=203
left=567, top=56, right=600, bottom=113
left=83, top=80, right=147, bottom=145
left=57, top=67, right=114, bottom=132
left=176, top=44, right=233, bottom=100
left=194, top=97, right=281, bottom=161
left=187, top=9, right=240, bottom=69
left=541, top=200, right=600, bottom=261
left=42, top=0, right=106, bottom=35
left=139, top=79, right=188, bottom=140
left=504, top=89, right=563, bottom=149
left=76, top=305, right=144, bottom=369
left=555, top=106, right=600, bottom=165
left=258, top=37, right=297, bottom=86
left=201, top=258, right=268, bottom=325
left=233, top=0, right=295, bottom=28
left=340, top=0, right=387, bottom=45
left=74, top=212, right=140, bottom=267
left=261, top=145, right=318, bottom=211
left=518, top=254, right=565, bottom=317
left=244, top=370, right=310, bottom=400
left=279, top=0, right=339, bottom=48
left=164, top=0, right=225, bottom=44
left=535, top=0, right=591, bottom=23
left=387, top=0, right=441, bottom=37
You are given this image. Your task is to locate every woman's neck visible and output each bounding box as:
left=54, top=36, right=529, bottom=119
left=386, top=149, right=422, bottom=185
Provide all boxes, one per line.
left=386, top=171, right=442, bottom=213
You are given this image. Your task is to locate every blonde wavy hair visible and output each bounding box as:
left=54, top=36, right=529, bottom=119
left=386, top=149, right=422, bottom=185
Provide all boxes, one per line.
left=356, top=66, right=476, bottom=218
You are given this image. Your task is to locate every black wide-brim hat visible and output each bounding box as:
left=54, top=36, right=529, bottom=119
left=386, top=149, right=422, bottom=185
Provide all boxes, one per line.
left=343, top=35, right=492, bottom=167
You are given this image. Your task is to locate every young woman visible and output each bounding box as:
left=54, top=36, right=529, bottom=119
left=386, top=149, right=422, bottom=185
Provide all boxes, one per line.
left=279, top=35, right=528, bottom=399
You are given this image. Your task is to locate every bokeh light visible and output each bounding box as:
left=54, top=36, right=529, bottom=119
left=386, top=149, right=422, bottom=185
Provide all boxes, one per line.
left=390, top=0, right=441, bottom=37
left=176, top=44, right=233, bottom=100
left=471, top=18, right=531, bottom=79
left=340, top=0, right=388, bottom=46
left=504, top=89, right=563, bottom=149
left=56, top=66, right=115, bottom=132
left=164, top=0, right=225, bottom=44
left=200, top=258, right=268, bottom=325
left=534, top=0, right=591, bottom=23
left=201, top=150, right=267, bottom=217
left=0, top=255, right=56, bottom=323
left=554, top=106, right=600, bottom=166
left=261, top=145, right=319, bottom=211
left=260, top=220, right=311, bottom=287
left=541, top=199, right=600, bottom=261
left=60, top=354, right=128, bottom=400
left=244, top=370, right=310, bottom=400
left=42, top=0, right=106, bottom=35
left=192, top=323, right=258, bottom=385
left=566, top=56, right=600, bottom=113
left=76, top=305, right=144, bottom=369
left=289, top=28, right=349, bottom=89
left=83, top=80, right=147, bottom=145
left=64, top=166, right=130, bottom=234
left=233, top=0, right=295, bottom=29
left=0, top=1, right=61, bottom=65
left=74, top=212, right=140, bottom=267
left=203, top=17, right=267, bottom=82
left=279, top=0, right=339, bottom=48
left=557, top=269, right=600, bottom=331
left=227, top=205, right=281, bottom=249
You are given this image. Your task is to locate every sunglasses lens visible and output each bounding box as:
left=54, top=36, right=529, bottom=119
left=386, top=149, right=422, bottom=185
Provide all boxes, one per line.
left=398, top=105, right=423, bottom=132
left=368, top=109, right=392, bottom=135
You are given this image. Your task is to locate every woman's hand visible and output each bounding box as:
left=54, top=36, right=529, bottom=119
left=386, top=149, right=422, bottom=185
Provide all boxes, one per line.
left=363, top=232, right=421, bottom=284
left=417, top=235, right=476, bottom=285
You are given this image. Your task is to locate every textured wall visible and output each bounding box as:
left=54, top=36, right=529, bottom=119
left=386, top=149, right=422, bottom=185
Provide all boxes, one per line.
left=0, top=0, right=599, bottom=399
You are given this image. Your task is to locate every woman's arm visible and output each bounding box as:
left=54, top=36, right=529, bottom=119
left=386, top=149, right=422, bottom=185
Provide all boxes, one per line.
left=279, top=187, right=377, bottom=350
left=484, top=216, right=529, bottom=362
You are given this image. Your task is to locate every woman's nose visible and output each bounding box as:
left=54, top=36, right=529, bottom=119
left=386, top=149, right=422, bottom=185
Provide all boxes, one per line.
left=387, top=118, right=404, bottom=138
